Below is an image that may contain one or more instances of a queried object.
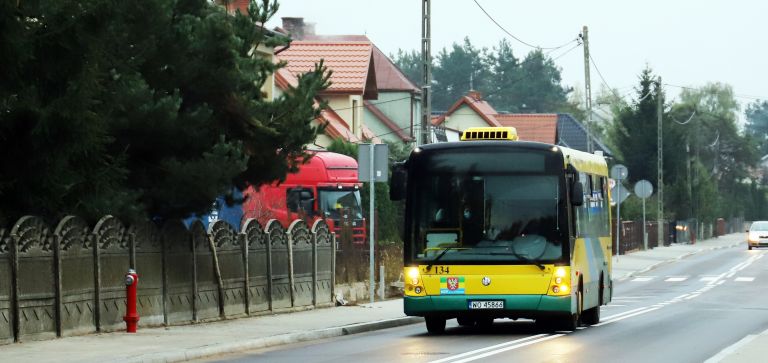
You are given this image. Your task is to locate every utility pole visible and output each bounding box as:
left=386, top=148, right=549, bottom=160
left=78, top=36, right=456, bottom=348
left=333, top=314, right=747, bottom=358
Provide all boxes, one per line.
left=657, top=76, right=664, bottom=245
left=420, top=0, right=432, bottom=145
left=581, top=25, right=593, bottom=153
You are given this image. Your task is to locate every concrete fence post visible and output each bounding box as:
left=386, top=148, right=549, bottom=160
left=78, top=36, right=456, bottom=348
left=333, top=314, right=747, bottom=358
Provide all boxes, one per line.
left=10, top=226, right=19, bottom=342
left=240, top=232, right=250, bottom=315
left=331, top=233, right=336, bottom=304
left=53, top=232, right=63, bottom=337
left=312, top=229, right=318, bottom=307
left=265, top=222, right=274, bottom=312
left=91, top=229, right=101, bottom=332
left=286, top=226, right=295, bottom=308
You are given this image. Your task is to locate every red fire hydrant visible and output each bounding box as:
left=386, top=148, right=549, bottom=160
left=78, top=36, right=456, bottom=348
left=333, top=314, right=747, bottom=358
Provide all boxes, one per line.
left=123, top=268, right=140, bottom=333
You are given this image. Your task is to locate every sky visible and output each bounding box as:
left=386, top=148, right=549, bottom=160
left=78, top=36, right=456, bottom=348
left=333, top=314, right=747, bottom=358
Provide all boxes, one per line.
left=267, top=0, right=768, bottom=118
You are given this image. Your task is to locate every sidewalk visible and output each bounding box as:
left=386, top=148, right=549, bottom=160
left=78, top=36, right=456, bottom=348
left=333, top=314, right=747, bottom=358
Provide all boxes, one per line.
left=612, top=233, right=744, bottom=282
left=0, top=233, right=745, bottom=363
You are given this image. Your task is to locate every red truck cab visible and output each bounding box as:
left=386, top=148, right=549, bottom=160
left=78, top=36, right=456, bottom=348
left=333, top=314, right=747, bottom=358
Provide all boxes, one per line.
left=242, top=151, right=366, bottom=243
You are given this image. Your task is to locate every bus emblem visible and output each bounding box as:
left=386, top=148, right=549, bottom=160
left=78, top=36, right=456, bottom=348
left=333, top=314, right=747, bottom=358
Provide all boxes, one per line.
left=447, top=277, right=459, bottom=290
left=440, top=276, right=465, bottom=294
left=482, top=277, right=491, bottom=286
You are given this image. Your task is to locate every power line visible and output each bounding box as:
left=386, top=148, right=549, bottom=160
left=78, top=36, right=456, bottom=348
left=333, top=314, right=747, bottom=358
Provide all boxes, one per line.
left=472, top=0, right=578, bottom=51
left=328, top=96, right=412, bottom=112
left=588, top=53, right=624, bottom=102
left=664, top=83, right=767, bottom=101
left=552, top=43, right=582, bottom=61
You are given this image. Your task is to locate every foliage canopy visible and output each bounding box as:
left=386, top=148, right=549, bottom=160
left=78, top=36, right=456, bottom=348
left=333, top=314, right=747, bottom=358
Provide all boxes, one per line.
left=0, top=0, right=330, bottom=224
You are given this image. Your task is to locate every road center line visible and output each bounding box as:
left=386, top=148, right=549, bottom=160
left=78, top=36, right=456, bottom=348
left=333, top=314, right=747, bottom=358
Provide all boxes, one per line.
left=435, top=334, right=566, bottom=363
left=602, top=307, right=652, bottom=321
left=593, top=307, right=660, bottom=327
left=427, top=334, right=549, bottom=363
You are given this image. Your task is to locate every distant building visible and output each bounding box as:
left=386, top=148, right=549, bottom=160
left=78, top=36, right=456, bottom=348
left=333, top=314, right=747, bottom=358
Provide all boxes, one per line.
left=276, top=18, right=421, bottom=147
left=432, top=90, right=613, bottom=155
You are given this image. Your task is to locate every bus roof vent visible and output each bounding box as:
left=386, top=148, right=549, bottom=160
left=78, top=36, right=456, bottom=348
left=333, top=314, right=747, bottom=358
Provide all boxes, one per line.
left=460, top=127, right=518, bottom=141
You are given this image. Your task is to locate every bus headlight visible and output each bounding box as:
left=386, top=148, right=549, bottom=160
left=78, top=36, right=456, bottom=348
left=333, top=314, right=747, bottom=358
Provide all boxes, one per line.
left=407, top=267, right=420, bottom=280
left=548, top=266, right=571, bottom=296
left=403, top=267, right=424, bottom=296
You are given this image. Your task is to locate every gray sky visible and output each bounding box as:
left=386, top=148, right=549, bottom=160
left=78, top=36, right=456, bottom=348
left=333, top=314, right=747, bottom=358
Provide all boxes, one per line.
left=268, top=0, right=768, bottom=116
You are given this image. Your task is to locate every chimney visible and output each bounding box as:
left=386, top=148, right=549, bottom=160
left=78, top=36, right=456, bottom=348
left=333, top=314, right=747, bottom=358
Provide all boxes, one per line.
left=468, top=90, right=483, bottom=101
left=282, top=17, right=306, bottom=39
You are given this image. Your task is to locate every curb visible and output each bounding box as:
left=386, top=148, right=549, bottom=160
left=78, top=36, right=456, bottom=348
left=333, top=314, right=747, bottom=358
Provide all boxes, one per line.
left=122, top=316, right=423, bottom=363
left=613, top=241, right=743, bottom=283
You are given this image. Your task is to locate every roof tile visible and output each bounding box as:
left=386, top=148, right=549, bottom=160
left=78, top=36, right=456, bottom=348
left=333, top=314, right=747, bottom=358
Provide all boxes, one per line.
left=277, top=41, right=374, bottom=94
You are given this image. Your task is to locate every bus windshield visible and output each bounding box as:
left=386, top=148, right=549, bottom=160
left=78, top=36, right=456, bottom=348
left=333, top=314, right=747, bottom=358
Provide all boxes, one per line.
left=409, top=149, right=567, bottom=264
left=319, top=189, right=363, bottom=219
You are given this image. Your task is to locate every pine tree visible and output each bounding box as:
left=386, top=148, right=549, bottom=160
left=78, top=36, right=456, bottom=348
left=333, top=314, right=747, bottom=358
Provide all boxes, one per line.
left=0, top=0, right=329, bottom=223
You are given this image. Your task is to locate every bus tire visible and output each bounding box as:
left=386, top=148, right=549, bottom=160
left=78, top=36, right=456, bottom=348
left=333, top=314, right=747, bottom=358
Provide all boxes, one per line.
left=425, top=316, right=446, bottom=334
left=476, top=317, right=494, bottom=328
left=457, top=316, right=474, bottom=327
left=582, top=305, right=600, bottom=325
left=561, top=288, right=582, bottom=331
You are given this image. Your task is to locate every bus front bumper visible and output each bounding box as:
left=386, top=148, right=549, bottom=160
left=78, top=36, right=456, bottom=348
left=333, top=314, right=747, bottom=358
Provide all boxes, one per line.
left=404, top=294, right=574, bottom=319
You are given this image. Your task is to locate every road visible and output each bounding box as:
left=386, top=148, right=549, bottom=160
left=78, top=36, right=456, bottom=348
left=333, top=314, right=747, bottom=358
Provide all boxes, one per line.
left=202, top=243, right=768, bottom=363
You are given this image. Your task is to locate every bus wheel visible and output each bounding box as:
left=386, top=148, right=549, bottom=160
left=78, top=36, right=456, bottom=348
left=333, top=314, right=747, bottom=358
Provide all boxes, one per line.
left=561, top=289, right=582, bottom=331
left=457, top=316, right=474, bottom=327
left=425, top=316, right=446, bottom=334
left=582, top=305, right=600, bottom=325
left=476, top=317, right=494, bottom=328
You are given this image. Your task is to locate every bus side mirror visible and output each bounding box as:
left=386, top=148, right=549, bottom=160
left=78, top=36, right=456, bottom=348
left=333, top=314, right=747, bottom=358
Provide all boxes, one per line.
left=571, top=181, right=584, bottom=207
left=390, top=162, right=407, bottom=201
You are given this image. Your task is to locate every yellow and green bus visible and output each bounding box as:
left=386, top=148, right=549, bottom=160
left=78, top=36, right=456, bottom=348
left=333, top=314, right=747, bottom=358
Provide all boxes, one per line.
left=390, top=127, right=612, bottom=333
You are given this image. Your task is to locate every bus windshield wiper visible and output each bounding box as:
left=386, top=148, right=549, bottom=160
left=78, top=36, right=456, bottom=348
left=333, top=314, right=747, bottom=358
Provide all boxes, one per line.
left=426, top=246, right=459, bottom=272
left=483, top=251, right=546, bottom=271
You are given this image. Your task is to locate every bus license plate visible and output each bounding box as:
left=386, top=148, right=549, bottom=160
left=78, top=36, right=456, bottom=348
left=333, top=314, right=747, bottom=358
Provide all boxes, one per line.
left=469, top=300, right=504, bottom=309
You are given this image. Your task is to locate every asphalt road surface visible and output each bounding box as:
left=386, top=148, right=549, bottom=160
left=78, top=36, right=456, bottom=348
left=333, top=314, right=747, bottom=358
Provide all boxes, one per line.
left=202, top=243, right=768, bottom=363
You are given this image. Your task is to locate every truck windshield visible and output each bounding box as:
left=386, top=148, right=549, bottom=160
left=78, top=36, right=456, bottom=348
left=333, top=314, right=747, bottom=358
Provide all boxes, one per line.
left=319, top=189, right=363, bottom=219
left=408, top=148, right=567, bottom=264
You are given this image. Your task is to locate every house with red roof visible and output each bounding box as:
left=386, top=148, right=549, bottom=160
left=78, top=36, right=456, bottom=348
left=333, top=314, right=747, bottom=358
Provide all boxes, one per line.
left=276, top=18, right=421, bottom=147
left=276, top=36, right=380, bottom=147
left=432, top=90, right=612, bottom=155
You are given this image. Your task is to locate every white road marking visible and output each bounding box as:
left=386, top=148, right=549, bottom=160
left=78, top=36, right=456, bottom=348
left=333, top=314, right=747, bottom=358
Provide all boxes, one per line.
left=671, top=293, right=691, bottom=300
left=429, top=334, right=563, bottom=363
left=631, top=277, right=654, bottom=282
left=700, top=276, right=719, bottom=282
left=602, top=307, right=654, bottom=321
left=735, top=277, right=755, bottom=282
left=665, top=277, right=688, bottom=282
left=593, top=307, right=660, bottom=327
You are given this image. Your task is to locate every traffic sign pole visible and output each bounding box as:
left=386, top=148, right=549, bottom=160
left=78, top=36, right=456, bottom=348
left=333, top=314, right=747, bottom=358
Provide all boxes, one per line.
left=610, top=165, right=629, bottom=259
left=634, top=180, right=654, bottom=250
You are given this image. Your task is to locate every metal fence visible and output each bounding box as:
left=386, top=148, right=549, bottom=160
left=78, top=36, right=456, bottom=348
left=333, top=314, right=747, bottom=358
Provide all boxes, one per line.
left=612, top=217, right=745, bottom=255
left=0, top=215, right=335, bottom=344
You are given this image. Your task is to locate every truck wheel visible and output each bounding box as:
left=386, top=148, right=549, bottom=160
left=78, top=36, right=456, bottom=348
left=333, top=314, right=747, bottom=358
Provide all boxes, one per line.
left=425, top=316, right=446, bottom=334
